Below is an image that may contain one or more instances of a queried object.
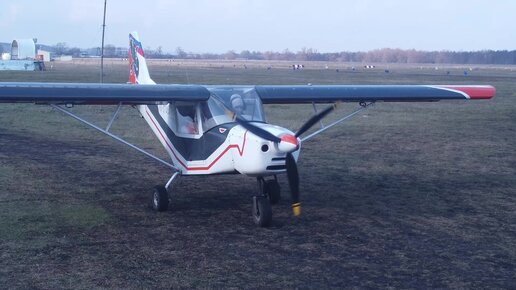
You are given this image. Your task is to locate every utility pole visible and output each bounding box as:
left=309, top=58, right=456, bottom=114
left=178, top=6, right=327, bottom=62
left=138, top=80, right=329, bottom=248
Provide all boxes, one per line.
left=100, top=0, right=107, bottom=83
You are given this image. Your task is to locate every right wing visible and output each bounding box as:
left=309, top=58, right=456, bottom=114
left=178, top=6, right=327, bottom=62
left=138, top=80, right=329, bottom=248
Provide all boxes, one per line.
left=0, top=82, right=210, bottom=105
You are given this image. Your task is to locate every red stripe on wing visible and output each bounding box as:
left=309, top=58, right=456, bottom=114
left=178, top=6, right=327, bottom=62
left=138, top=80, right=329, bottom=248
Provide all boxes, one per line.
left=443, top=85, right=496, bottom=99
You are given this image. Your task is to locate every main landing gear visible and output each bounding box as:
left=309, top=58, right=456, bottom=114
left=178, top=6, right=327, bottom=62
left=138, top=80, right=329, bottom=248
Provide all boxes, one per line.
left=253, top=176, right=281, bottom=227
left=151, top=172, right=180, bottom=212
left=152, top=185, right=169, bottom=211
left=150, top=173, right=281, bottom=227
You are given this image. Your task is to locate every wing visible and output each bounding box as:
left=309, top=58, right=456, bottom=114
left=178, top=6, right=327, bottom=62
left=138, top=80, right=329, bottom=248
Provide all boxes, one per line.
left=256, top=85, right=495, bottom=103
left=0, top=82, right=210, bottom=104
left=0, top=83, right=495, bottom=105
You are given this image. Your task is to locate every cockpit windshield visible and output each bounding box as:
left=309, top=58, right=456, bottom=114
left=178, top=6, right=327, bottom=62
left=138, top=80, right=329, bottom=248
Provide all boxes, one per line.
left=200, top=97, right=233, bottom=132
left=201, top=87, right=266, bottom=132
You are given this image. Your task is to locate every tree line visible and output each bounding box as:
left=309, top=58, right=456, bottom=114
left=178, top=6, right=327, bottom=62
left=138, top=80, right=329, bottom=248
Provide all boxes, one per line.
left=176, top=48, right=516, bottom=65
left=45, top=43, right=516, bottom=65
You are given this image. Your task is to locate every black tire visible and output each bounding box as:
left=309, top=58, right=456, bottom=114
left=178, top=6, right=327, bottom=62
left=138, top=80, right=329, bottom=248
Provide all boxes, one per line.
left=152, top=185, right=169, bottom=212
left=253, top=196, right=272, bottom=227
left=265, top=180, right=281, bottom=205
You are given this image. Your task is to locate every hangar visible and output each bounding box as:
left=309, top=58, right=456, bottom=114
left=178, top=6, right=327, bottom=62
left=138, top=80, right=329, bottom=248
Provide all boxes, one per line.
left=11, top=39, right=36, bottom=60
left=0, top=38, right=45, bottom=71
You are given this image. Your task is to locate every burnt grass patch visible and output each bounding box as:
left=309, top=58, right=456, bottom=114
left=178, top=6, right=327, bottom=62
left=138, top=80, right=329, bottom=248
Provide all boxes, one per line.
left=0, top=61, right=515, bottom=288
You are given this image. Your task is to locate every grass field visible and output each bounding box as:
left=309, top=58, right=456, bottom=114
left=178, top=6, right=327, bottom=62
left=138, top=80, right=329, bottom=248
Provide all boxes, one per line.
left=0, top=59, right=515, bottom=288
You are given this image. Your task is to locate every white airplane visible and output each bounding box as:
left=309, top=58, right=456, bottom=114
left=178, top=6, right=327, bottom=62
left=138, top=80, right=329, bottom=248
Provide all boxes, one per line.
left=0, top=33, right=495, bottom=227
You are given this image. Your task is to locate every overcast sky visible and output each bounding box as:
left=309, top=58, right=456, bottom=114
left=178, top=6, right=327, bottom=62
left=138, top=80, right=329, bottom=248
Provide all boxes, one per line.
left=1, top=0, right=515, bottom=53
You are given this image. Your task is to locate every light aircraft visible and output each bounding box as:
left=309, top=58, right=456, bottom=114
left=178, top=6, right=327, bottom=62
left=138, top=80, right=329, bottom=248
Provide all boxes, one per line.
left=0, top=33, right=495, bottom=227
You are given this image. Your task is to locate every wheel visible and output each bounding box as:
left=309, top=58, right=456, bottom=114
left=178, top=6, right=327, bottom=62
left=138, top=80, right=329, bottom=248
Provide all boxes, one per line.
left=252, top=196, right=272, bottom=227
left=264, top=180, right=281, bottom=205
left=152, top=185, right=169, bottom=212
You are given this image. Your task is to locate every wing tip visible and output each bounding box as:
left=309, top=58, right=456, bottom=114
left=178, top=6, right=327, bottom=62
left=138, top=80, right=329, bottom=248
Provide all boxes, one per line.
left=441, top=85, right=496, bottom=100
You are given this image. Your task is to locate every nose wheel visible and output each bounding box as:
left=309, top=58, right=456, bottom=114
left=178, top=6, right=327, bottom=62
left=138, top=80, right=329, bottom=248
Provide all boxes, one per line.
left=253, top=177, right=281, bottom=227
left=252, top=196, right=272, bottom=227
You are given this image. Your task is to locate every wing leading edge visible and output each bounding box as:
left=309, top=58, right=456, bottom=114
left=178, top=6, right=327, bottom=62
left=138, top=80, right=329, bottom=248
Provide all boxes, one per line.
left=256, top=85, right=495, bottom=104
left=0, top=82, right=211, bottom=104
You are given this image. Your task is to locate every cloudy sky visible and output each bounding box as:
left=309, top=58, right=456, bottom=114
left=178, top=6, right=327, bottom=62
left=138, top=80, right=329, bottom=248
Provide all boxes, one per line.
left=1, top=0, right=514, bottom=53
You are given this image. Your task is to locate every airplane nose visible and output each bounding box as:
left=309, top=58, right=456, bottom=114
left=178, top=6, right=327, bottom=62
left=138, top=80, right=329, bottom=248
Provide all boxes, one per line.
left=278, top=134, right=299, bottom=153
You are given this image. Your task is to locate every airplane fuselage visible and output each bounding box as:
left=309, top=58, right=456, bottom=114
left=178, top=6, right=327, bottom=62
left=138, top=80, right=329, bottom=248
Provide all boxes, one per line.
left=139, top=103, right=300, bottom=176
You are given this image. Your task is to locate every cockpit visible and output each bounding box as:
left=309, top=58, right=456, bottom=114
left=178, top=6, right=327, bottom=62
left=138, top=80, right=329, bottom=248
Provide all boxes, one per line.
left=159, top=87, right=266, bottom=138
left=204, top=86, right=265, bottom=126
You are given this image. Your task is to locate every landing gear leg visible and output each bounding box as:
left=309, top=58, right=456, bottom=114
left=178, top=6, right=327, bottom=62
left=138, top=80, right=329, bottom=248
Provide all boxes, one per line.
left=253, top=177, right=273, bottom=227
left=258, top=176, right=281, bottom=205
left=151, top=172, right=180, bottom=212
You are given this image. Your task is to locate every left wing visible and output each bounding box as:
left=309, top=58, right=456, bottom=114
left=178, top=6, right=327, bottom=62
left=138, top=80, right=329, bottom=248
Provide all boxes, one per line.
left=0, top=82, right=210, bottom=104
left=256, top=85, right=495, bottom=103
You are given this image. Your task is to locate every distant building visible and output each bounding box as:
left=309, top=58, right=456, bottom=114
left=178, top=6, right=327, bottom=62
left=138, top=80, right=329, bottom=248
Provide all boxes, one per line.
left=0, top=38, right=45, bottom=71
left=11, top=39, right=36, bottom=60
left=37, top=50, right=51, bottom=62
left=0, top=60, right=37, bottom=70
left=57, top=55, right=73, bottom=61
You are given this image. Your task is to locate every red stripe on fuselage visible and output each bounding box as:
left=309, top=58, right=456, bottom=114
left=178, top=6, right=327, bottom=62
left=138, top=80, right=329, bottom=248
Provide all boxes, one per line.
left=145, top=109, right=246, bottom=172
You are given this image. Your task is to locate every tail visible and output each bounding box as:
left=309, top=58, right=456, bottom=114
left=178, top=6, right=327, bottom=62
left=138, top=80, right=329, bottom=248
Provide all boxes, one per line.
left=128, top=32, right=155, bottom=84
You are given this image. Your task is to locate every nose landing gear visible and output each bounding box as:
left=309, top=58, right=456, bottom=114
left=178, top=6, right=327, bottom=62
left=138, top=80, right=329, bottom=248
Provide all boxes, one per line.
left=252, top=196, right=272, bottom=227
left=253, top=176, right=281, bottom=227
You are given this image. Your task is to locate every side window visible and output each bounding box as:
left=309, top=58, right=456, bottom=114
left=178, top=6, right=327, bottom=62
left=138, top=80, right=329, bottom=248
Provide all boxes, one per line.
left=174, top=102, right=200, bottom=136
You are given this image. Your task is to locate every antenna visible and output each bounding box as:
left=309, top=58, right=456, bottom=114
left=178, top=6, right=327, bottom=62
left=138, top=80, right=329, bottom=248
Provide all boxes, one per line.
left=100, top=0, right=107, bottom=83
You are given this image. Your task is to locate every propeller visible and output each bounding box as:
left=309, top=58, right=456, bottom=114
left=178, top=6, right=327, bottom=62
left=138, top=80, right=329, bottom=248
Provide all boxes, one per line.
left=286, top=152, right=301, bottom=216
left=295, top=104, right=335, bottom=137
left=235, top=116, right=280, bottom=142
left=234, top=105, right=336, bottom=217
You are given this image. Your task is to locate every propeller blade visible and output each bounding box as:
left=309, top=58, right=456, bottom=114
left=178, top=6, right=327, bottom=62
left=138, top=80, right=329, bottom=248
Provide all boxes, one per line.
left=286, top=152, right=301, bottom=216
left=295, top=105, right=336, bottom=137
left=224, top=96, right=280, bottom=142
left=236, top=117, right=281, bottom=142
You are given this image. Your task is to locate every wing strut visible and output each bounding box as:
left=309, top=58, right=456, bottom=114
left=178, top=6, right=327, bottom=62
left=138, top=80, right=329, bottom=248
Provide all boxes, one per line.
left=106, top=102, right=122, bottom=132
left=50, top=104, right=178, bottom=171
left=301, top=102, right=374, bottom=142
left=312, top=102, right=325, bottom=129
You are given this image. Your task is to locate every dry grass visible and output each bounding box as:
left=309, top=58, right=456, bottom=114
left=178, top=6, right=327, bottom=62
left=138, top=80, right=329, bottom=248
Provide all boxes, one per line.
left=0, top=60, right=515, bottom=288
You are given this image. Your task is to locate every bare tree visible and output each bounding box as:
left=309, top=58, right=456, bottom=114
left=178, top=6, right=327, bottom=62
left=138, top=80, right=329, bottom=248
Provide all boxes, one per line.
left=224, top=50, right=237, bottom=60
left=155, top=46, right=163, bottom=57
left=175, top=47, right=187, bottom=58
left=103, top=45, right=116, bottom=57
left=54, top=42, right=68, bottom=55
